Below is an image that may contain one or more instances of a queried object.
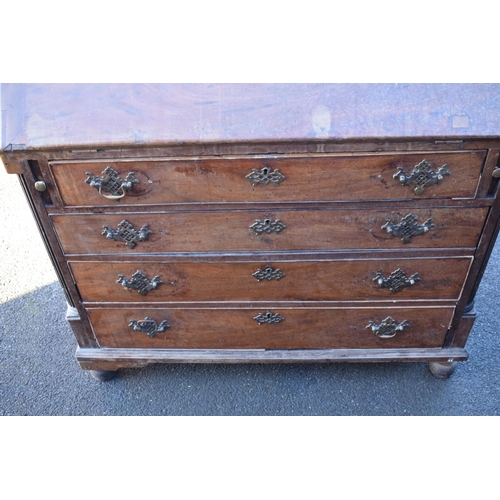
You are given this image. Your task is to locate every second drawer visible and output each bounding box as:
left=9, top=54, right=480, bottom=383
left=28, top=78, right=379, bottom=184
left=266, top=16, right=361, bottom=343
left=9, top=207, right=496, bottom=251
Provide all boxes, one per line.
left=52, top=207, right=489, bottom=254
left=70, top=257, right=472, bottom=303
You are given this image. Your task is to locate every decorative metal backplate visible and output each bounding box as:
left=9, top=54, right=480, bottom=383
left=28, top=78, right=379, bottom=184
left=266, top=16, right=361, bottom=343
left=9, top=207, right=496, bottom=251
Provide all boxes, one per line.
left=252, top=265, right=286, bottom=281
left=366, top=316, right=410, bottom=339
left=250, top=218, right=286, bottom=235
left=373, top=268, right=420, bottom=294
left=254, top=311, right=284, bottom=324
left=85, top=166, right=139, bottom=199
left=394, top=159, right=450, bottom=195
left=102, top=220, right=152, bottom=248
left=129, top=316, right=170, bottom=338
left=246, top=165, right=286, bottom=186
left=381, top=213, right=435, bottom=243
left=117, top=270, right=163, bottom=295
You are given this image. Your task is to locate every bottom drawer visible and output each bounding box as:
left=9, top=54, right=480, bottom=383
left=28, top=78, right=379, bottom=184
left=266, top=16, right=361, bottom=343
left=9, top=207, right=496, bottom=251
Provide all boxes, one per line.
left=87, top=306, right=455, bottom=350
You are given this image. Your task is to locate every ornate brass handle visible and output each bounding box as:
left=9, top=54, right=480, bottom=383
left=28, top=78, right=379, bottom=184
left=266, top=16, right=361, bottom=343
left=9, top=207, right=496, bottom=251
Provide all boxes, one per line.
left=381, top=213, right=435, bottom=243
left=366, top=316, right=410, bottom=339
left=246, top=165, right=285, bottom=186
left=117, top=270, right=163, bottom=295
left=102, top=220, right=152, bottom=248
left=373, top=268, right=420, bottom=294
left=250, top=217, right=286, bottom=235
left=85, top=166, right=139, bottom=200
left=252, top=265, right=286, bottom=281
left=254, top=311, right=284, bottom=324
left=129, top=316, right=170, bottom=338
left=394, top=159, right=450, bottom=195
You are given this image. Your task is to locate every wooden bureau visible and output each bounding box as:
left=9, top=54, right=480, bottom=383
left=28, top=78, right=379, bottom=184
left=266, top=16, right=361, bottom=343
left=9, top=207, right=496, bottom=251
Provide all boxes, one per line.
left=2, top=83, right=500, bottom=380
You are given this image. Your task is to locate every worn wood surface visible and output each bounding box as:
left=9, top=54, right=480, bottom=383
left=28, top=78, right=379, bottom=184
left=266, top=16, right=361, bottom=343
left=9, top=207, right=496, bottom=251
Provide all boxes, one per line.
left=449, top=309, right=477, bottom=348
left=49, top=151, right=485, bottom=206
left=69, top=257, right=471, bottom=303
left=2, top=84, right=500, bottom=150
left=76, top=346, right=469, bottom=370
left=444, top=172, right=500, bottom=346
left=52, top=207, right=488, bottom=254
left=3, top=83, right=499, bottom=374
left=87, top=306, right=455, bottom=349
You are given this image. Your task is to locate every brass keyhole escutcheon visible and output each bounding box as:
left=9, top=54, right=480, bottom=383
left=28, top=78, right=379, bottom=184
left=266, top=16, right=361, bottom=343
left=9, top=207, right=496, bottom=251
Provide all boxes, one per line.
left=245, top=165, right=286, bottom=186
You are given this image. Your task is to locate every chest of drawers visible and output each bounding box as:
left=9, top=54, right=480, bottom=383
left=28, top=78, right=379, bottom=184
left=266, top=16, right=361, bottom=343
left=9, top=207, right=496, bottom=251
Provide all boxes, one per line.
left=2, top=83, right=500, bottom=380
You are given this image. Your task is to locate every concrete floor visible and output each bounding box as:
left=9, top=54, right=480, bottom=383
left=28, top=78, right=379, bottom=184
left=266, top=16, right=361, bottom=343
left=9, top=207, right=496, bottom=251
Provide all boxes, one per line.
left=1, top=165, right=499, bottom=416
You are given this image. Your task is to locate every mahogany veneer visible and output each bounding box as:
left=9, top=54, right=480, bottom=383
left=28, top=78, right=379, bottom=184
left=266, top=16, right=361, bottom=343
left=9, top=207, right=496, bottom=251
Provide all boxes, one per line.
left=50, top=152, right=485, bottom=206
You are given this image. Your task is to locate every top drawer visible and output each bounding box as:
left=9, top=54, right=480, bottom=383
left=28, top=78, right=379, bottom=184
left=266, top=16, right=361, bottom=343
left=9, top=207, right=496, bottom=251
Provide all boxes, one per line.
left=49, top=152, right=486, bottom=207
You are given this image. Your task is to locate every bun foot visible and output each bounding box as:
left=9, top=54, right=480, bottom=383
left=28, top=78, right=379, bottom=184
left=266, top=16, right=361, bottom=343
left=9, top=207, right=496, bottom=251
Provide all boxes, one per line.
left=90, top=370, right=117, bottom=381
left=428, top=361, right=457, bottom=379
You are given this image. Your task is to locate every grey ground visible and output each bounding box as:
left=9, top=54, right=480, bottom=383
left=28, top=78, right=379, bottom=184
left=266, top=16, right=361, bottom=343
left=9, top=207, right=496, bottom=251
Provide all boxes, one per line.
left=1, top=166, right=499, bottom=416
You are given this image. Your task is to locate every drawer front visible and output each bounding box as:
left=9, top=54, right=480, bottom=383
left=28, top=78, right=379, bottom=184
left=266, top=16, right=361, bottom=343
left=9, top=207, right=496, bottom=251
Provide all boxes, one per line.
left=50, top=152, right=485, bottom=206
left=52, top=207, right=488, bottom=254
left=70, top=258, right=472, bottom=303
left=87, top=306, right=454, bottom=349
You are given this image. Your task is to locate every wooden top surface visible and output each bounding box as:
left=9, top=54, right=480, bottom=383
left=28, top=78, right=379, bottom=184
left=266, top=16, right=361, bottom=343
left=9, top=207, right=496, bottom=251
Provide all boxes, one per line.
left=2, top=83, right=500, bottom=150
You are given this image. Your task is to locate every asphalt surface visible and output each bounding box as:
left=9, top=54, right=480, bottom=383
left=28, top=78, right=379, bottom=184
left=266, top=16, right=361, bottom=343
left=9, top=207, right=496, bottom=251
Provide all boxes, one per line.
left=1, top=165, right=499, bottom=416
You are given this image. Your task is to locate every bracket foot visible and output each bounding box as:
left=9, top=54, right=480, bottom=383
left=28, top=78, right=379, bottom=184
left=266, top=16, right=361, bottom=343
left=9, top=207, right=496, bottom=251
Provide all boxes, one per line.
left=428, top=361, right=456, bottom=379
left=90, top=370, right=117, bottom=382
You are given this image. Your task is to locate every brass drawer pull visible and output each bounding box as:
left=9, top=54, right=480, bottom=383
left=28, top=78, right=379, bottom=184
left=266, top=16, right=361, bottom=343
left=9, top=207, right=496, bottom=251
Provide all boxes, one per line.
left=254, top=311, right=284, bottom=324
left=129, top=316, right=170, bottom=338
left=381, top=212, right=435, bottom=243
left=250, top=217, right=286, bottom=235
left=117, top=270, right=163, bottom=295
left=85, top=166, right=139, bottom=200
left=102, top=220, right=152, bottom=248
left=373, top=268, right=420, bottom=294
left=394, top=159, right=450, bottom=195
left=366, top=316, right=410, bottom=339
left=246, top=165, right=285, bottom=186
left=252, top=265, right=286, bottom=281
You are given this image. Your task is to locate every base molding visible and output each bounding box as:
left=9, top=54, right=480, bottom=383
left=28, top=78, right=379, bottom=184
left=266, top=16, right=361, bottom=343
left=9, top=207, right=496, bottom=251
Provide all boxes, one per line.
left=76, top=346, right=468, bottom=371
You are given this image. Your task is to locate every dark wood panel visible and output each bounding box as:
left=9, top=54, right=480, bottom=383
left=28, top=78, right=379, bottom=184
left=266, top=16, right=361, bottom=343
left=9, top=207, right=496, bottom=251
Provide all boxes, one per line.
left=87, top=306, right=454, bottom=349
left=52, top=207, right=489, bottom=254
left=69, top=257, right=472, bottom=303
left=9, top=138, right=500, bottom=165
left=50, top=152, right=485, bottom=206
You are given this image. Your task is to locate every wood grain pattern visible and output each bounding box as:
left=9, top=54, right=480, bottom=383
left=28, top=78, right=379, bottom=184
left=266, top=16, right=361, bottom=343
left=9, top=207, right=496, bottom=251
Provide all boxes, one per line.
left=76, top=346, right=469, bottom=370
left=52, top=207, right=488, bottom=254
left=69, top=257, right=472, bottom=303
left=3, top=84, right=500, bottom=149
left=49, top=152, right=485, bottom=207
left=87, top=306, right=455, bottom=349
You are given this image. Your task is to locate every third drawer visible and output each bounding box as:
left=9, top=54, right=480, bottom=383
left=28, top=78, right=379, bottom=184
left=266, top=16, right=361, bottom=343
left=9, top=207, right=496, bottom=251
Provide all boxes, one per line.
left=70, top=257, right=472, bottom=303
